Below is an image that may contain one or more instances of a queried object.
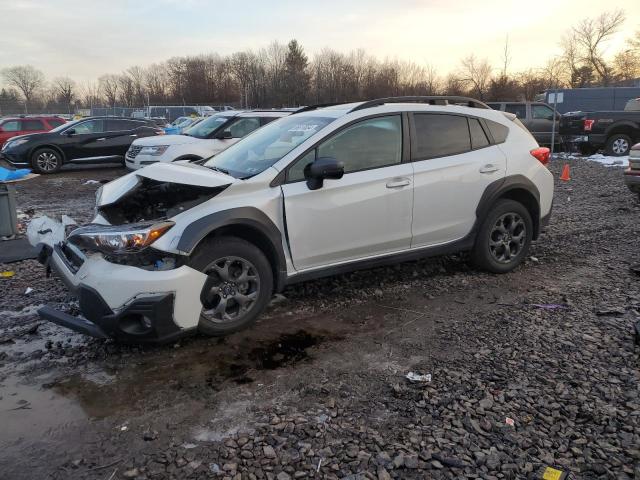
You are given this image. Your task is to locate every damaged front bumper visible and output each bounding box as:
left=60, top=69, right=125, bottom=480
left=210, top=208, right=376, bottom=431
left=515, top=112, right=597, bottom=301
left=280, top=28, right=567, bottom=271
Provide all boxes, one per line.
left=38, top=242, right=208, bottom=343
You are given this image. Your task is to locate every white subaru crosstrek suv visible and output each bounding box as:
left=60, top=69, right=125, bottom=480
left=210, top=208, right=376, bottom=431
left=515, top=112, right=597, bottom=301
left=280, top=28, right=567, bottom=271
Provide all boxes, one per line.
left=37, top=97, right=554, bottom=343
left=124, top=110, right=290, bottom=169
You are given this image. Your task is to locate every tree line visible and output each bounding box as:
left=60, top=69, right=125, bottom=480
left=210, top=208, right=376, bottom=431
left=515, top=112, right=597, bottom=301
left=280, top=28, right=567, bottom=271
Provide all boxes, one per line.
left=1, top=10, right=638, bottom=115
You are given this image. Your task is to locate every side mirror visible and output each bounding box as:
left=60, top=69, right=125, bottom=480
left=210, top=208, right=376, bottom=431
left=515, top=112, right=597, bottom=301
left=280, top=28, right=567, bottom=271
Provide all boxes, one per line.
left=219, top=130, right=233, bottom=140
left=65, top=128, right=76, bottom=136
left=305, top=157, right=344, bottom=190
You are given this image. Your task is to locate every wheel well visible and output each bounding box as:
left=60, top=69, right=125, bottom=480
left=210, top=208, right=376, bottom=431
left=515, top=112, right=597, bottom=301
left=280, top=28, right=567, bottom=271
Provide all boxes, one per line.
left=30, top=145, right=66, bottom=163
left=607, top=125, right=638, bottom=143
left=498, top=188, right=540, bottom=239
left=200, top=224, right=281, bottom=290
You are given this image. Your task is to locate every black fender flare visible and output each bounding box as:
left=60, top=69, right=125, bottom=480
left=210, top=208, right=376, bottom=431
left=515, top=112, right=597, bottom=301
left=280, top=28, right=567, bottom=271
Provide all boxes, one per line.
left=177, top=207, right=287, bottom=291
left=474, top=175, right=541, bottom=238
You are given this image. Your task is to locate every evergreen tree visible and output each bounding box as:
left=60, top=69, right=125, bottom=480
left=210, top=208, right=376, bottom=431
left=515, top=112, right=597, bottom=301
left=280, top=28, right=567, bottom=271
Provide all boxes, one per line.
left=284, top=40, right=310, bottom=107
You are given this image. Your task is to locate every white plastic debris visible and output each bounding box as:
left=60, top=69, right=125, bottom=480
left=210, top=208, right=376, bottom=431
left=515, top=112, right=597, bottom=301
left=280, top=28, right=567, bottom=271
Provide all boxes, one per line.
left=61, top=215, right=77, bottom=227
left=505, top=417, right=515, bottom=426
left=24, top=287, right=33, bottom=295
left=27, top=216, right=65, bottom=247
left=83, top=180, right=101, bottom=185
left=405, top=372, right=432, bottom=383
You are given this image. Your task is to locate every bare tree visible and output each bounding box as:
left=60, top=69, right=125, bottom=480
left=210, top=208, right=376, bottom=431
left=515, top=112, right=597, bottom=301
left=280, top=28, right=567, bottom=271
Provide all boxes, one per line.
left=501, top=35, right=511, bottom=78
left=458, top=55, right=492, bottom=99
left=570, top=9, right=626, bottom=85
left=99, top=74, right=119, bottom=107
left=1, top=65, right=45, bottom=112
left=52, top=77, right=76, bottom=113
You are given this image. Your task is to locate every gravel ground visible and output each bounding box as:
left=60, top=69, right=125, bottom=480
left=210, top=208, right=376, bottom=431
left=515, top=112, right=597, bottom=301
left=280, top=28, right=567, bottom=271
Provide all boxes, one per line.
left=0, top=159, right=638, bottom=480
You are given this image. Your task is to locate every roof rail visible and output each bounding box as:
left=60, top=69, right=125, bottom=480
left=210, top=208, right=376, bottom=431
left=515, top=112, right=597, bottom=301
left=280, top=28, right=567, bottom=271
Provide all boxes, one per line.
left=294, top=102, right=348, bottom=114
left=349, top=96, right=490, bottom=112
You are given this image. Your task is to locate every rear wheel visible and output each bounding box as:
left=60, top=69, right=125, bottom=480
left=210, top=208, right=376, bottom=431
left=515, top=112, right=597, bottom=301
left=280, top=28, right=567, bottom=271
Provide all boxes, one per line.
left=605, top=134, right=631, bottom=156
left=31, top=148, right=62, bottom=174
left=189, top=236, right=273, bottom=336
left=471, top=199, right=533, bottom=273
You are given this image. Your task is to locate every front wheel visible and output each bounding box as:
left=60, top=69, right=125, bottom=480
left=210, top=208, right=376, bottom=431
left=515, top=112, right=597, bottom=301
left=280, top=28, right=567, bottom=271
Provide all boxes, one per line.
left=605, top=134, right=631, bottom=157
left=189, top=236, right=273, bottom=336
left=471, top=199, right=533, bottom=273
left=31, top=148, right=62, bottom=174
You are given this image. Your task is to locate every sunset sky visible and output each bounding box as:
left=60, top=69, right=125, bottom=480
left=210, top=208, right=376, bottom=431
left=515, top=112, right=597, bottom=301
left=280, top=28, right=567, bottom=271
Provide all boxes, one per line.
left=0, top=0, right=637, bottom=82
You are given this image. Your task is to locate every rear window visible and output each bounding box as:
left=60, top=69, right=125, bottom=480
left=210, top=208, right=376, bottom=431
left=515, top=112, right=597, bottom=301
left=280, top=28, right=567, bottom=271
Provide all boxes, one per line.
left=22, top=120, right=45, bottom=131
left=504, top=104, right=526, bottom=119
left=485, top=120, right=509, bottom=144
left=413, top=114, right=471, bottom=159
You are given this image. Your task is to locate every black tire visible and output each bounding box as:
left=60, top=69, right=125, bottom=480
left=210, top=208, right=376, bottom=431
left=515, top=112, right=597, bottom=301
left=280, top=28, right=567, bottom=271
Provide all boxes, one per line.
left=605, top=134, right=632, bottom=157
left=31, top=147, right=62, bottom=174
left=471, top=199, right=533, bottom=274
left=189, top=236, right=273, bottom=336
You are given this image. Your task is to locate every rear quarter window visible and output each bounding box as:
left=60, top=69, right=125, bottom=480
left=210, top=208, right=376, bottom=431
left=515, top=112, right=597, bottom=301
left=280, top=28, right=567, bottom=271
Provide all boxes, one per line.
left=485, top=120, right=509, bottom=144
left=47, top=119, right=65, bottom=128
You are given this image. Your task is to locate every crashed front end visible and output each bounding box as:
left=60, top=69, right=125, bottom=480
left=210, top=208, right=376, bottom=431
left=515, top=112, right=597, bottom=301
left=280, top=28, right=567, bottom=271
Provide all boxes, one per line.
left=37, top=163, right=232, bottom=343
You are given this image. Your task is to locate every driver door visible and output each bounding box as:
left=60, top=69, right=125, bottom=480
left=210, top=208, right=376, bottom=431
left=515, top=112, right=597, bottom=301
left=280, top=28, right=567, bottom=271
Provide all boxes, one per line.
left=281, top=115, right=413, bottom=271
left=65, top=119, right=109, bottom=159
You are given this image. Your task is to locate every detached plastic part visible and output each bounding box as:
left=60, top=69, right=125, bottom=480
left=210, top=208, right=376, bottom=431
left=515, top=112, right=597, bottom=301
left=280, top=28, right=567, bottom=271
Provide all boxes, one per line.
left=27, top=216, right=65, bottom=248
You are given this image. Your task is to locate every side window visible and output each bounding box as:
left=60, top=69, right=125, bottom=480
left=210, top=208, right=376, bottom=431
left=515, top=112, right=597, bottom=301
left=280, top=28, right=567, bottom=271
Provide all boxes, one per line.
left=22, top=120, right=45, bottom=131
left=317, top=116, right=402, bottom=174
left=287, top=149, right=316, bottom=182
left=224, top=118, right=261, bottom=138
left=532, top=105, right=554, bottom=120
left=504, top=104, right=526, bottom=119
left=485, top=120, right=509, bottom=144
left=260, top=117, right=279, bottom=126
left=1, top=120, right=21, bottom=132
left=73, top=119, right=105, bottom=134
left=469, top=118, right=490, bottom=149
left=413, top=114, right=471, bottom=159
left=106, top=119, right=134, bottom=131
left=47, top=119, right=65, bottom=128
left=487, top=103, right=503, bottom=111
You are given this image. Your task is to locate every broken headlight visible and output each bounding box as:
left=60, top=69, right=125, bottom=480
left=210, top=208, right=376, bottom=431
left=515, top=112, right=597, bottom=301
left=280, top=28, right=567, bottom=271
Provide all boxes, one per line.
left=68, top=221, right=174, bottom=254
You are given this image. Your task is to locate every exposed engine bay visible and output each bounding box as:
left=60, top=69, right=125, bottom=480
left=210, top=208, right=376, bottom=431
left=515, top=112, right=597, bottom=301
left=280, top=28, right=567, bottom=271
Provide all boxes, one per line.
left=99, top=177, right=228, bottom=224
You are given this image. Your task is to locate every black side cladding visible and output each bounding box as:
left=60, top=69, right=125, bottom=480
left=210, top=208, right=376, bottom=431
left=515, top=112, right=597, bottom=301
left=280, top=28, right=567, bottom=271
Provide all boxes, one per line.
left=99, top=177, right=228, bottom=224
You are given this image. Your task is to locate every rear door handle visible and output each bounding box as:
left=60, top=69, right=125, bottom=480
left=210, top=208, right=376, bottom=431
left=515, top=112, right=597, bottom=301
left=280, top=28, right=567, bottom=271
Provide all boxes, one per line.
left=96, top=138, right=106, bottom=142
left=386, top=177, right=411, bottom=189
left=129, top=134, right=138, bottom=137
left=479, top=164, right=499, bottom=174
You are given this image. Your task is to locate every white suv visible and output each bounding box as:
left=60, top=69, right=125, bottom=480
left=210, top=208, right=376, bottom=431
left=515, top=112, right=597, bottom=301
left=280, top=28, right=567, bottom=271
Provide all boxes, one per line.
left=124, top=110, right=289, bottom=169
left=37, top=97, right=554, bottom=343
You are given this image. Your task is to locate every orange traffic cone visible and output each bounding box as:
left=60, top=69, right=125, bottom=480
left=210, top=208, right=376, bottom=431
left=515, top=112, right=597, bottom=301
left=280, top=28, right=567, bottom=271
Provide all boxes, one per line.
left=560, top=164, right=570, bottom=181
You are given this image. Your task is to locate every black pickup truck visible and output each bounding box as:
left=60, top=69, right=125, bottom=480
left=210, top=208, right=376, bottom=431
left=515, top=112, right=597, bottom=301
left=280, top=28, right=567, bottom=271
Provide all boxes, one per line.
left=560, top=98, right=640, bottom=156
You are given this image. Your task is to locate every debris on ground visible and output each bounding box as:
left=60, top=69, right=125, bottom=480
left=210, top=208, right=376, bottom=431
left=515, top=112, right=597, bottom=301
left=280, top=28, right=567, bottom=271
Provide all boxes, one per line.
left=83, top=180, right=101, bottom=185
left=24, top=287, right=33, bottom=295
left=0, top=167, right=31, bottom=182
left=0, top=271, right=15, bottom=278
left=26, top=216, right=65, bottom=247
left=405, top=371, right=432, bottom=383
left=530, top=303, right=569, bottom=310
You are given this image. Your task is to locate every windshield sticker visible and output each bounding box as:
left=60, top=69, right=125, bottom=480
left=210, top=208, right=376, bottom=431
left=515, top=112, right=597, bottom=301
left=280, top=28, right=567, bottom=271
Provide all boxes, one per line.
left=288, top=124, right=320, bottom=132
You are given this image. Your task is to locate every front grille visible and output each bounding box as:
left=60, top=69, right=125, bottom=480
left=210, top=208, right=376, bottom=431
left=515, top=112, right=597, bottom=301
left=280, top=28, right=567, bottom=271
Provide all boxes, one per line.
left=127, top=145, right=143, bottom=159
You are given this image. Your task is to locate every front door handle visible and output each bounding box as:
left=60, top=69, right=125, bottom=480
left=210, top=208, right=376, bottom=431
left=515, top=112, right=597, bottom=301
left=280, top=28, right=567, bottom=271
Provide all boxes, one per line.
left=386, top=177, right=411, bottom=189
left=479, top=164, right=499, bottom=174
left=129, top=134, right=138, bottom=137
left=96, top=138, right=106, bottom=142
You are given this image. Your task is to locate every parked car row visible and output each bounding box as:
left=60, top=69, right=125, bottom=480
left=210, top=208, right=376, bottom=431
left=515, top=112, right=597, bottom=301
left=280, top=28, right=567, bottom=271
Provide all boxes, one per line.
left=34, top=96, right=555, bottom=344
left=0, top=116, right=66, bottom=148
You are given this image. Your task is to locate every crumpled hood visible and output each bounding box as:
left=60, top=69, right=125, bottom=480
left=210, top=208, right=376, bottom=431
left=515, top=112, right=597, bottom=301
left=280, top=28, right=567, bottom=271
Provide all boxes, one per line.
left=133, top=134, right=207, bottom=147
left=98, top=162, right=236, bottom=208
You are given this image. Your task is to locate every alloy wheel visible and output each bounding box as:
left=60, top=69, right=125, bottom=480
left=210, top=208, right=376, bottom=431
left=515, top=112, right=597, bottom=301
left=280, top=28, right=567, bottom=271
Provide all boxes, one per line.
left=36, top=152, right=59, bottom=172
left=201, top=256, right=260, bottom=323
left=612, top=138, right=629, bottom=155
left=489, top=213, right=526, bottom=263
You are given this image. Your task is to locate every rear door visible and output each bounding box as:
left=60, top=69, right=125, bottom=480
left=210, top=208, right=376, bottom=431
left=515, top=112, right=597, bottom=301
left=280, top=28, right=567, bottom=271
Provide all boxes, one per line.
left=410, top=113, right=506, bottom=247
left=102, top=119, right=142, bottom=157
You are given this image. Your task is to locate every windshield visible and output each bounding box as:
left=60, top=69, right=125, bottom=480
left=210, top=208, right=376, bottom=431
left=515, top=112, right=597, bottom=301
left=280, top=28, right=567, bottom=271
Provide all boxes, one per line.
left=184, top=114, right=235, bottom=138
left=204, top=115, right=334, bottom=178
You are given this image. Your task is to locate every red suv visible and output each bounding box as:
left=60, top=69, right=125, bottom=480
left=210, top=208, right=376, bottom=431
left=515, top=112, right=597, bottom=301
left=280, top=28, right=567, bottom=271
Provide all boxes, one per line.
left=0, top=116, right=66, bottom=148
